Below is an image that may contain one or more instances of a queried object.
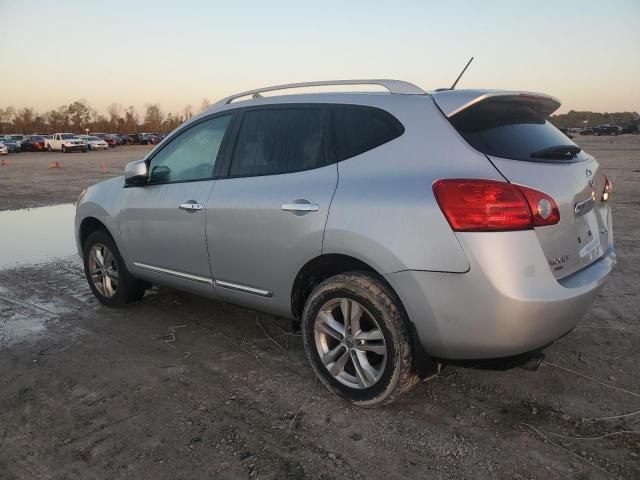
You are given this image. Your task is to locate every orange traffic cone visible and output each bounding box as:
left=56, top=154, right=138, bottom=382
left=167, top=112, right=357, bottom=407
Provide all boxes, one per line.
left=48, top=161, right=61, bottom=169
left=100, top=162, right=109, bottom=174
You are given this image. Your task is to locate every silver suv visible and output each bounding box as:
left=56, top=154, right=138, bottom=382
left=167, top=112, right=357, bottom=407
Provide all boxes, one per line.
left=75, top=80, right=615, bottom=406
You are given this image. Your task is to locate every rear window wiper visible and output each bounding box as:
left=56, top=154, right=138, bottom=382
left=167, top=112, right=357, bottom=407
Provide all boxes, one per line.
left=530, top=145, right=581, bottom=159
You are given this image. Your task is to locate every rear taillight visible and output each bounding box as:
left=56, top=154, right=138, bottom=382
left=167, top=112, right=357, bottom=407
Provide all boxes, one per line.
left=602, top=175, right=612, bottom=202
left=433, top=179, right=560, bottom=232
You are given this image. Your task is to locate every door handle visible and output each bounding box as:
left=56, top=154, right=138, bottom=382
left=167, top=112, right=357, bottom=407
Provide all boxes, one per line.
left=179, top=202, right=204, bottom=212
left=282, top=202, right=319, bottom=212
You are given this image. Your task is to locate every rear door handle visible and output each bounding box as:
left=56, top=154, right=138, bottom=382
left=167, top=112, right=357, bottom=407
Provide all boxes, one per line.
left=282, top=202, right=319, bottom=212
left=179, top=201, right=204, bottom=212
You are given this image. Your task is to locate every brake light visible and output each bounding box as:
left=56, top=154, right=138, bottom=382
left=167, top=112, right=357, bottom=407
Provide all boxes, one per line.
left=433, top=179, right=560, bottom=231
left=602, top=175, right=612, bottom=202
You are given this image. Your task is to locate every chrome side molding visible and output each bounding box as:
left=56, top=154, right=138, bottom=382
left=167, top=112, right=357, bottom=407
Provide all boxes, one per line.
left=214, top=279, right=272, bottom=297
left=133, top=263, right=273, bottom=297
left=133, top=262, right=213, bottom=285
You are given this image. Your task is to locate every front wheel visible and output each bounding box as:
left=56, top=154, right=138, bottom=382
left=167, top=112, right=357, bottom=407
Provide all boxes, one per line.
left=302, top=272, right=417, bottom=407
left=83, top=230, right=148, bottom=306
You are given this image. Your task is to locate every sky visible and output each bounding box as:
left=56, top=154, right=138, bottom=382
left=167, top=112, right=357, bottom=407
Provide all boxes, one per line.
left=0, top=0, right=639, bottom=116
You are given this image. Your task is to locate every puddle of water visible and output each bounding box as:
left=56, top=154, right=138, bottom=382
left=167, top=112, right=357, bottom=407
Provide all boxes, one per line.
left=0, top=314, right=48, bottom=347
left=0, top=204, right=77, bottom=269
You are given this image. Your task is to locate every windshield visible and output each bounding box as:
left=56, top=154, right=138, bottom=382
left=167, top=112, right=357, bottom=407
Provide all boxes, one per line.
left=87, top=136, right=100, bottom=141
left=61, top=134, right=77, bottom=139
left=450, top=100, right=582, bottom=162
left=11, top=135, right=25, bottom=140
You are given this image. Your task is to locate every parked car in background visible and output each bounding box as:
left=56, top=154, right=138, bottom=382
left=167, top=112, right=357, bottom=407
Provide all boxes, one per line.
left=559, top=128, right=574, bottom=139
left=20, top=135, right=47, bottom=151
left=6, top=134, right=26, bottom=149
left=139, top=133, right=159, bottom=145
left=129, top=133, right=142, bottom=144
left=92, top=133, right=117, bottom=148
left=117, top=133, right=133, bottom=144
left=0, top=137, right=21, bottom=153
left=109, top=134, right=124, bottom=146
left=621, top=124, right=639, bottom=134
left=75, top=80, right=615, bottom=406
left=78, top=135, right=109, bottom=150
left=0, top=142, right=8, bottom=155
left=593, top=125, right=621, bottom=136
left=45, top=133, right=87, bottom=152
left=579, top=128, right=594, bottom=135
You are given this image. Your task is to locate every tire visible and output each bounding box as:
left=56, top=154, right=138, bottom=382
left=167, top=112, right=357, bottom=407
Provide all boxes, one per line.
left=82, top=147, right=88, bottom=153
left=302, top=272, right=417, bottom=407
left=82, top=230, right=148, bottom=307
left=47, top=144, right=52, bottom=152
left=62, top=145, right=66, bottom=153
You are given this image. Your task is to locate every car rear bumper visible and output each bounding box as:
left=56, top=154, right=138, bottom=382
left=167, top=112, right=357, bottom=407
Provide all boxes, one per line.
left=385, top=229, right=616, bottom=359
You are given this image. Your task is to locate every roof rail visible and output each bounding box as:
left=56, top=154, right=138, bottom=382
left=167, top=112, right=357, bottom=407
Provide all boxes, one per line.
left=215, top=79, right=425, bottom=105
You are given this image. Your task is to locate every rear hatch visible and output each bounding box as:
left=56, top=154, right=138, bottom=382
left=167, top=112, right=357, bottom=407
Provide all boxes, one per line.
left=432, top=90, right=612, bottom=279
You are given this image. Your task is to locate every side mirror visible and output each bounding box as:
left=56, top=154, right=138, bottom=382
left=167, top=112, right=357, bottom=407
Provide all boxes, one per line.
left=124, top=160, right=149, bottom=187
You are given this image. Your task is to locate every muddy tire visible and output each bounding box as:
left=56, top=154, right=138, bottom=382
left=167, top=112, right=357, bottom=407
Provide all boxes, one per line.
left=83, top=230, right=148, bottom=307
left=302, top=272, right=417, bottom=407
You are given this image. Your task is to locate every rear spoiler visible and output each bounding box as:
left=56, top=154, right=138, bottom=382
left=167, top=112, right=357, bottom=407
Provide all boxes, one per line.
left=430, top=90, right=561, bottom=118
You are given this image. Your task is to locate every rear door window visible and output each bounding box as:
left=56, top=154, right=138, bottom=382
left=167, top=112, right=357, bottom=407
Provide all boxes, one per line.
left=331, top=105, right=404, bottom=160
left=450, top=100, right=582, bottom=162
left=229, top=108, right=325, bottom=176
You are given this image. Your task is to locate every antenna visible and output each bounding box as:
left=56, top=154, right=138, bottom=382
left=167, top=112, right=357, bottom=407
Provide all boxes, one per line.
left=450, top=57, right=474, bottom=90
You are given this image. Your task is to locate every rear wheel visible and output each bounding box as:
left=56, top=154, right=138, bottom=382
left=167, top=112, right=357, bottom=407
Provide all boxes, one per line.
left=302, top=272, right=417, bottom=407
left=83, top=230, right=148, bottom=306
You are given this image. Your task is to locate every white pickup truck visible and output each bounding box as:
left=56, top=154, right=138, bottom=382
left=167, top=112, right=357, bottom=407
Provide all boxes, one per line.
left=45, top=133, right=87, bottom=153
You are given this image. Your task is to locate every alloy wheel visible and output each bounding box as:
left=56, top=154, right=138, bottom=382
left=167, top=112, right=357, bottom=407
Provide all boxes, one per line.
left=88, top=243, right=119, bottom=298
left=314, top=298, right=387, bottom=389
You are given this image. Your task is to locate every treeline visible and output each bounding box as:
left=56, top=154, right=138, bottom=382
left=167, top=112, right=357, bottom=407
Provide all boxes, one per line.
left=550, top=110, right=640, bottom=129
left=0, top=98, right=213, bottom=134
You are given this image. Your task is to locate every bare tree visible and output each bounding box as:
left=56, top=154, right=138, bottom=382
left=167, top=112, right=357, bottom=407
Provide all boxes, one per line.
left=199, top=98, right=211, bottom=113
left=124, top=105, right=139, bottom=133
left=163, top=112, right=184, bottom=132
left=0, top=106, right=16, bottom=133
left=144, top=104, right=164, bottom=132
left=107, top=103, right=123, bottom=132
left=13, top=107, right=37, bottom=133
left=183, top=104, right=194, bottom=120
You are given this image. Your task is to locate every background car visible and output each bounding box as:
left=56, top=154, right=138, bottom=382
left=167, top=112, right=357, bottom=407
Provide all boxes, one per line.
left=6, top=134, right=26, bottom=149
left=117, top=133, right=133, bottom=144
left=92, top=133, right=117, bottom=148
left=109, top=134, right=124, bottom=146
left=0, top=142, right=8, bottom=155
left=593, top=125, right=621, bottom=136
left=0, top=137, right=21, bottom=153
left=579, top=128, right=594, bottom=135
left=20, top=135, right=46, bottom=151
left=77, top=135, right=109, bottom=150
left=139, top=133, right=159, bottom=145
left=559, top=127, right=574, bottom=139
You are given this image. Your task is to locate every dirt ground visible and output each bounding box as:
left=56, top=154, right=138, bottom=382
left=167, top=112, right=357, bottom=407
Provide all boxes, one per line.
left=0, top=137, right=639, bottom=480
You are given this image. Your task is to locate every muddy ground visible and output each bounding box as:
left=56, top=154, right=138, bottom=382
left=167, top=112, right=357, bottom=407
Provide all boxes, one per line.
left=0, top=137, right=639, bottom=480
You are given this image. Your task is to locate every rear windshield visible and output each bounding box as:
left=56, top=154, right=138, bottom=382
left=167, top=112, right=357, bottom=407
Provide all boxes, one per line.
left=450, top=99, right=580, bottom=162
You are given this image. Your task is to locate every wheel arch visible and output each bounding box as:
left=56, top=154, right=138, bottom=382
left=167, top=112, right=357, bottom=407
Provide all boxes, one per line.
left=291, top=253, right=437, bottom=378
left=79, top=216, right=115, bottom=250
